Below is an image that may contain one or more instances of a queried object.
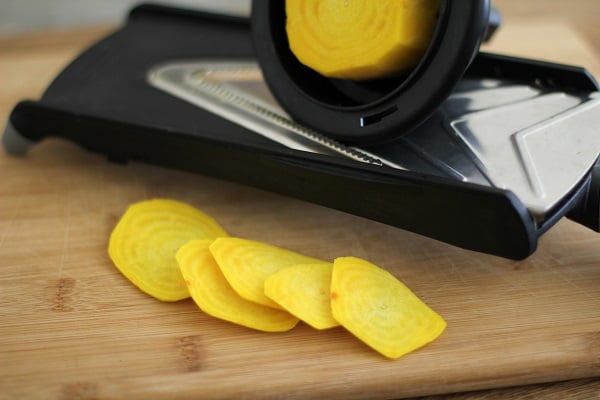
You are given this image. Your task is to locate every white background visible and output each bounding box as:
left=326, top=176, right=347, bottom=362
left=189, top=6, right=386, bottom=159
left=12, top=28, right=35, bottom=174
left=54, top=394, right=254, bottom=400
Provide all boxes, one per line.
left=0, top=0, right=251, bottom=35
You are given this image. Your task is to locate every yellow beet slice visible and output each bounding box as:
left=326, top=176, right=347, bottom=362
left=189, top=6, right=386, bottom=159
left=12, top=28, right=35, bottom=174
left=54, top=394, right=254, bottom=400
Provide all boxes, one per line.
left=331, top=257, right=446, bottom=359
left=177, top=240, right=299, bottom=332
left=210, top=237, right=326, bottom=309
left=265, top=263, right=340, bottom=330
left=286, top=0, right=441, bottom=80
left=108, top=199, right=228, bottom=301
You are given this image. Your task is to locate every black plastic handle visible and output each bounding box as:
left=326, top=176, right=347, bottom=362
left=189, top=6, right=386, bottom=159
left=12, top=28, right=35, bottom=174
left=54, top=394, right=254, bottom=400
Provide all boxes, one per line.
left=568, top=159, right=600, bottom=232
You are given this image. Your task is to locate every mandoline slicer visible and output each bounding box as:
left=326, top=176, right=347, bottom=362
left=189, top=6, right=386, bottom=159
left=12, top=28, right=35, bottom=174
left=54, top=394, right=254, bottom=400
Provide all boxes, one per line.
left=3, top=3, right=600, bottom=259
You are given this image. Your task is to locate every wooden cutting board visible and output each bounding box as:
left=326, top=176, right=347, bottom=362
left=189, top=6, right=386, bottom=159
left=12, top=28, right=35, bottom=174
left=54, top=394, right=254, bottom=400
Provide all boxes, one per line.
left=1, top=16, right=600, bottom=400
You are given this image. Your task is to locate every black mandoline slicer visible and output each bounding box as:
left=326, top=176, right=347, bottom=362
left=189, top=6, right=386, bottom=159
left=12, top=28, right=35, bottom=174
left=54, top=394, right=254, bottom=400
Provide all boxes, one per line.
left=4, top=2, right=600, bottom=259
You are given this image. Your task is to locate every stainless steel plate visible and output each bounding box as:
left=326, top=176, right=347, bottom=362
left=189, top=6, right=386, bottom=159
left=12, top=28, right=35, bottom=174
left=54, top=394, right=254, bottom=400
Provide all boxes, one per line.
left=148, top=60, right=600, bottom=222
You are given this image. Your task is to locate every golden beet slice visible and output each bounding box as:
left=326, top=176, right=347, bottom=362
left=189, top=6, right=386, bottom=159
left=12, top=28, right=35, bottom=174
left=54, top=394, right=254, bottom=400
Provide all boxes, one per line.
left=286, top=0, right=441, bottom=80
left=177, top=240, right=299, bottom=332
left=331, top=257, right=446, bottom=359
left=265, top=263, right=339, bottom=330
left=210, top=237, right=326, bottom=309
left=108, top=199, right=228, bottom=301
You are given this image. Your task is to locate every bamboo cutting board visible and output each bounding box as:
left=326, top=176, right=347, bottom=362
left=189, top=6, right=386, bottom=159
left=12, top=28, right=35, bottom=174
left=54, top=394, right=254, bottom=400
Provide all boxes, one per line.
left=1, top=16, right=600, bottom=400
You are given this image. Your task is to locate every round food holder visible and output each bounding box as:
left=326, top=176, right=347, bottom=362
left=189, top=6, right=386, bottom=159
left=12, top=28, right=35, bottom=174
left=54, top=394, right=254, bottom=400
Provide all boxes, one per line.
left=251, top=0, right=491, bottom=144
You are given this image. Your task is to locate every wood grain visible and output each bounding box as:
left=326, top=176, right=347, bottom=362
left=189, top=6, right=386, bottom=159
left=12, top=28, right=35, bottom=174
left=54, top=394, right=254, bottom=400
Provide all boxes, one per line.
left=416, top=378, right=600, bottom=400
left=1, top=2, right=600, bottom=400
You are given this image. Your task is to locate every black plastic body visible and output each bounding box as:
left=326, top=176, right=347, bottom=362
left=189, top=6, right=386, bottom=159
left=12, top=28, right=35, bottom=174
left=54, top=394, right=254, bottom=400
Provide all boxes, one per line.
left=5, top=4, right=599, bottom=259
left=252, top=0, right=491, bottom=144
